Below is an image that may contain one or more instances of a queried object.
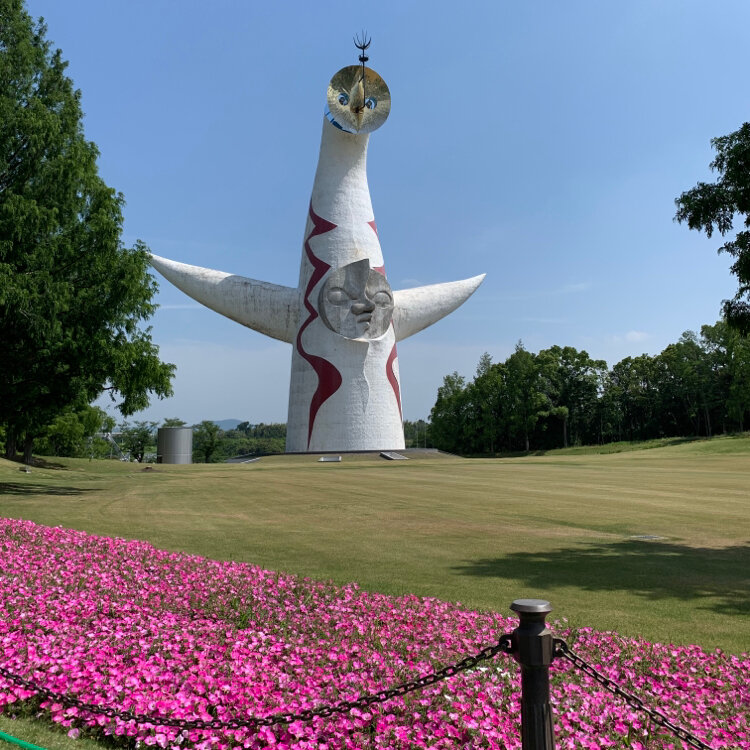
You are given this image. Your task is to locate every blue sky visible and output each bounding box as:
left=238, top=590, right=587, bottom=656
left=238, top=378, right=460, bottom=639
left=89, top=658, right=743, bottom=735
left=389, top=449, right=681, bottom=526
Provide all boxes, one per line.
left=26, top=0, right=750, bottom=425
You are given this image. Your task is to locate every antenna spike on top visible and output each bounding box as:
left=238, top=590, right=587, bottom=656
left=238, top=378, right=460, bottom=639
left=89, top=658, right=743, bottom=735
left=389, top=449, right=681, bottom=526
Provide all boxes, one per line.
left=354, top=30, right=371, bottom=63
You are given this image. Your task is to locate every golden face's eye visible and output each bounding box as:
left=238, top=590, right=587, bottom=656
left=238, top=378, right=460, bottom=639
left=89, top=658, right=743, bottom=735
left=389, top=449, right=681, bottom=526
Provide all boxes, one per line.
left=365, top=97, right=377, bottom=110
left=327, top=287, right=350, bottom=305
left=338, top=92, right=349, bottom=106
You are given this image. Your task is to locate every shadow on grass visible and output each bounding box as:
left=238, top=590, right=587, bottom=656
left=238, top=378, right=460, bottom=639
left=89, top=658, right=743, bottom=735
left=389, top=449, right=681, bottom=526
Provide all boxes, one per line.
left=466, top=436, right=706, bottom=459
left=452, top=540, right=750, bottom=616
left=29, top=457, right=68, bottom=469
left=0, top=482, right=98, bottom=497
left=5, top=456, right=68, bottom=469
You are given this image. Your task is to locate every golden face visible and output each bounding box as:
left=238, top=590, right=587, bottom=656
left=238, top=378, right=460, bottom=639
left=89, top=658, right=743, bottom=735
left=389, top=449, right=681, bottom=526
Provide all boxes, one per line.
left=326, top=65, right=391, bottom=134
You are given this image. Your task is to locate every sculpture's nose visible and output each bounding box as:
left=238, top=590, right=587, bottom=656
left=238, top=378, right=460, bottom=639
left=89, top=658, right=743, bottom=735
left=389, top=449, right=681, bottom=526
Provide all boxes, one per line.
left=349, top=77, right=365, bottom=111
left=351, top=296, right=375, bottom=315
left=349, top=77, right=366, bottom=129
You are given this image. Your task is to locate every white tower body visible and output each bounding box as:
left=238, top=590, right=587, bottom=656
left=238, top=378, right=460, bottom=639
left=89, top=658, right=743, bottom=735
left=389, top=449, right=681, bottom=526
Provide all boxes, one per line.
left=287, top=122, right=402, bottom=451
left=148, top=62, right=485, bottom=453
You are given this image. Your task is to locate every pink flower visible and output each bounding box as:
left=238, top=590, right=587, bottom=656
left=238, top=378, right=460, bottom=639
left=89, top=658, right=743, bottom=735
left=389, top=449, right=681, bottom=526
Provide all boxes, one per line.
left=0, top=519, right=745, bottom=750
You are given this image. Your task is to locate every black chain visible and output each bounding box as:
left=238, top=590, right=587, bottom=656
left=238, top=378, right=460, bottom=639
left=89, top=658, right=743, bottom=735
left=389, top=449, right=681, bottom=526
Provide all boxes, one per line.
left=553, top=639, right=714, bottom=750
left=0, top=634, right=513, bottom=732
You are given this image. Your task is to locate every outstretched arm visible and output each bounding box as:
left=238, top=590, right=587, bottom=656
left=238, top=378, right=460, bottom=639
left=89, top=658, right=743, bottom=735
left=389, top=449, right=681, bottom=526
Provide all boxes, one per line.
left=149, top=254, right=300, bottom=344
left=392, top=274, right=485, bottom=342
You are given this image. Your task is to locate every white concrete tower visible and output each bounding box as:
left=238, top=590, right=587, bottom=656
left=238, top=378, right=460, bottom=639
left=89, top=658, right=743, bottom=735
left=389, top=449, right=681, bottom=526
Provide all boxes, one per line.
left=149, top=53, right=484, bottom=453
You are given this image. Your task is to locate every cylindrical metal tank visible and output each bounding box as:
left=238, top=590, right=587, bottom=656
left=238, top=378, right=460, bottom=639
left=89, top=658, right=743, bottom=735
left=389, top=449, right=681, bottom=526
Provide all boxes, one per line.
left=156, top=427, right=193, bottom=464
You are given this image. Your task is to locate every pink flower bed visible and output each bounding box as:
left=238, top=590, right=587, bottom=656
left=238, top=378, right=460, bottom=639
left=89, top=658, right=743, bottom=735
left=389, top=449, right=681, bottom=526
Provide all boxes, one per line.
left=0, top=519, right=746, bottom=749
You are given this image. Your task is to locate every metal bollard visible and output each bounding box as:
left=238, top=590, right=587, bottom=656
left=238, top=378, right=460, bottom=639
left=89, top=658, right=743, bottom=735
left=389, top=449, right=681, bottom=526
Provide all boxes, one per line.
left=510, top=599, right=556, bottom=750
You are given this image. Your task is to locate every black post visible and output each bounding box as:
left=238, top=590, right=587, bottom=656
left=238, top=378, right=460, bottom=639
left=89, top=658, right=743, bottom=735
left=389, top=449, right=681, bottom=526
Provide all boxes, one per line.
left=510, top=599, right=555, bottom=750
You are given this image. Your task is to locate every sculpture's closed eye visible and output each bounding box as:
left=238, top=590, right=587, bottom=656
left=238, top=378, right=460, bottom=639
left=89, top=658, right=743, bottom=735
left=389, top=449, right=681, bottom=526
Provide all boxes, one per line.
left=327, top=287, right=351, bottom=305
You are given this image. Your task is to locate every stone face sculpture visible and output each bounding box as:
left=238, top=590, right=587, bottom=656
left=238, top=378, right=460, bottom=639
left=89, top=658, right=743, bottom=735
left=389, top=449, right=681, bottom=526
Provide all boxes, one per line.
left=150, top=59, right=484, bottom=453
left=318, top=259, right=394, bottom=340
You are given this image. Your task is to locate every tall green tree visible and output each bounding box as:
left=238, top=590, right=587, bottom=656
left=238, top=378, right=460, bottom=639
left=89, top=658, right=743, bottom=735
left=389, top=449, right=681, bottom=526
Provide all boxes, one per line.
left=193, top=421, right=222, bottom=463
left=700, top=320, right=750, bottom=432
left=403, top=419, right=430, bottom=448
left=470, top=353, right=504, bottom=453
left=35, top=403, right=113, bottom=457
left=595, top=371, right=624, bottom=443
left=675, top=122, right=750, bottom=333
left=504, top=343, right=545, bottom=451
left=0, top=2, right=174, bottom=461
left=119, top=420, right=157, bottom=463
left=607, top=355, right=661, bottom=441
left=429, top=372, right=469, bottom=453
left=537, top=346, right=606, bottom=447
left=659, top=333, right=716, bottom=437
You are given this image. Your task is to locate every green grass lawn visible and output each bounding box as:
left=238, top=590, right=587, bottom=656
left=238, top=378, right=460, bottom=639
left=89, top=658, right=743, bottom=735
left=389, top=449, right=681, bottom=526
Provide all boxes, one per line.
left=0, top=716, right=102, bottom=750
left=0, top=436, right=748, bottom=658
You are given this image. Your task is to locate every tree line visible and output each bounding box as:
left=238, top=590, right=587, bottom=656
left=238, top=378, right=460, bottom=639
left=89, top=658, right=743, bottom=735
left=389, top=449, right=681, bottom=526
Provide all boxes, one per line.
left=14, top=409, right=433, bottom=461
left=189, top=421, right=286, bottom=463
left=8, top=314, right=748, bottom=462
left=3, top=1, right=749, bottom=465
left=113, top=419, right=287, bottom=463
left=429, top=320, right=750, bottom=455
left=7, top=412, right=287, bottom=463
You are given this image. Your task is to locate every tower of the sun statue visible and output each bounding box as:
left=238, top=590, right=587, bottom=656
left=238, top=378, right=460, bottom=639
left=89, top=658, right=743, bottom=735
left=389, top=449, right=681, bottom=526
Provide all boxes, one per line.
left=150, top=37, right=485, bottom=452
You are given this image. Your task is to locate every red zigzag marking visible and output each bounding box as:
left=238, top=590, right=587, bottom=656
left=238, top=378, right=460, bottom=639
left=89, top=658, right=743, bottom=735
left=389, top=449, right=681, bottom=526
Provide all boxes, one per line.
left=386, top=338, right=402, bottom=421
left=369, top=221, right=386, bottom=276
left=297, top=204, right=341, bottom=448
left=369, top=218, right=401, bottom=419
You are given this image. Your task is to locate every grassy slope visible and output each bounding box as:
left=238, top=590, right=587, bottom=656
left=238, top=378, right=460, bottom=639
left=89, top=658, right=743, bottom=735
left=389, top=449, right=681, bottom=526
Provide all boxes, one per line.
left=0, top=436, right=748, bottom=657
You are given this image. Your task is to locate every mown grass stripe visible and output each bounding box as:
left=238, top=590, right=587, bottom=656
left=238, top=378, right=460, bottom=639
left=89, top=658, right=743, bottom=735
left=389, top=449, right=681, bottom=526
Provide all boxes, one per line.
left=1, top=433, right=748, bottom=653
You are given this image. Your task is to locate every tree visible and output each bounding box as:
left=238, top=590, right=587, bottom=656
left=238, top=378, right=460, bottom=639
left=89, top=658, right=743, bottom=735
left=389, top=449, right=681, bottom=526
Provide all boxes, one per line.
left=653, top=347, right=697, bottom=437
left=0, top=2, right=174, bottom=462
left=429, top=372, right=469, bottom=453
left=119, top=421, right=157, bottom=463
left=504, top=343, right=545, bottom=452
left=659, top=333, right=717, bottom=437
left=35, top=403, right=112, bottom=457
left=607, top=355, right=661, bottom=441
left=537, top=346, right=606, bottom=447
left=403, top=419, right=430, bottom=448
left=675, top=122, right=750, bottom=333
left=595, top=371, right=624, bottom=443
left=470, top=353, right=504, bottom=453
left=162, top=417, right=187, bottom=427
left=700, top=320, right=750, bottom=432
left=236, top=422, right=287, bottom=439
left=193, top=421, right=222, bottom=463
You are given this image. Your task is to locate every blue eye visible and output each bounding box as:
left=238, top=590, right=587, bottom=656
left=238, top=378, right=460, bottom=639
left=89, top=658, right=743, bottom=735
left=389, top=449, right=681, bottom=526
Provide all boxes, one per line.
left=365, top=97, right=377, bottom=109
left=338, top=92, right=349, bottom=105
